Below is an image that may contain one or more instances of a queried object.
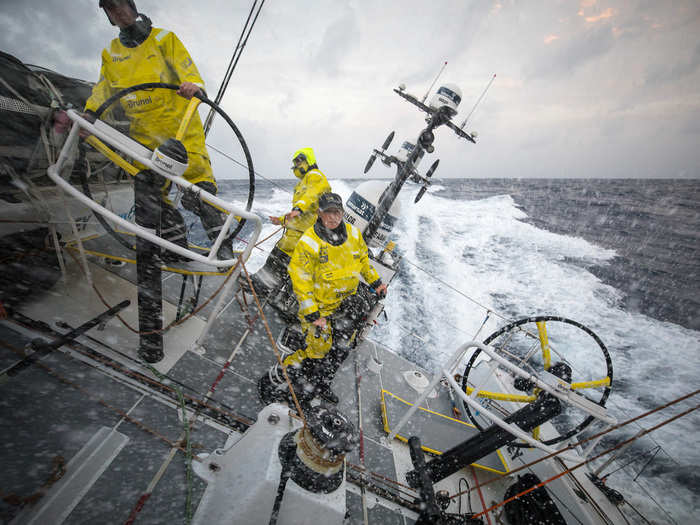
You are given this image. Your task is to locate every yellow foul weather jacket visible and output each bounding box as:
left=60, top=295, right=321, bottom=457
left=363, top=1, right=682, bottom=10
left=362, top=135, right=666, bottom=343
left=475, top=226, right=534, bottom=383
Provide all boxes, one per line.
left=290, top=222, right=381, bottom=319
left=276, top=148, right=331, bottom=256
left=84, top=27, right=214, bottom=187
left=284, top=222, right=381, bottom=365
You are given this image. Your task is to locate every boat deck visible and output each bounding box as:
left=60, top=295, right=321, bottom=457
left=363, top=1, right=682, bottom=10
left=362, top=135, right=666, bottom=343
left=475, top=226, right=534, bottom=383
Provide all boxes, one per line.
left=0, top=231, right=626, bottom=524
left=2, top=241, right=434, bottom=524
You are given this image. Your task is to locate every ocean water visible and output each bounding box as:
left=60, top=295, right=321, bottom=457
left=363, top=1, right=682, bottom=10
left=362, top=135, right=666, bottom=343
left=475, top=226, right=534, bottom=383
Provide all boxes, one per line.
left=215, top=177, right=699, bottom=524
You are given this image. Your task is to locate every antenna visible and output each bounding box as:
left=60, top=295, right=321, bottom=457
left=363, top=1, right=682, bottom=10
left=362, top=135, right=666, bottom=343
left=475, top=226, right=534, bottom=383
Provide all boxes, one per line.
left=421, top=61, right=448, bottom=103
left=460, top=73, right=496, bottom=130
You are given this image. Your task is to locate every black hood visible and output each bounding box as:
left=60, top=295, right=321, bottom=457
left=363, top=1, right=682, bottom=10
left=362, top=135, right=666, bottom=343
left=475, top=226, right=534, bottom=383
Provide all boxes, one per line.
left=314, top=220, right=347, bottom=247
left=119, top=14, right=152, bottom=48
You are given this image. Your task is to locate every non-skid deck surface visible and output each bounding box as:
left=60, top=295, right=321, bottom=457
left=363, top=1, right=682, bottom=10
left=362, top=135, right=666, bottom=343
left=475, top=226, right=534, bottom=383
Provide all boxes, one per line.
left=3, top=231, right=480, bottom=524
left=0, top=323, right=226, bottom=524
left=66, top=232, right=243, bottom=323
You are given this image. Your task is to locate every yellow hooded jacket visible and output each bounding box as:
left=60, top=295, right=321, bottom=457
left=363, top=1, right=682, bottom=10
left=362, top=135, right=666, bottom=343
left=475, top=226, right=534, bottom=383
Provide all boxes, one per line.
left=289, top=222, right=381, bottom=320
left=276, top=147, right=331, bottom=256
left=84, top=27, right=214, bottom=187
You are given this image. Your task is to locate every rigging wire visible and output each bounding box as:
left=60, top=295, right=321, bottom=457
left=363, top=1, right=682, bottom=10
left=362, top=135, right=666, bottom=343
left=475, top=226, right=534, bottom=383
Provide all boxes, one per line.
left=599, top=446, right=662, bottom=479
left=206, top=142, right=291, bottom=194
left=401, top=258, right=507, bottom=322
left=203, top=0, right=266, bottom=136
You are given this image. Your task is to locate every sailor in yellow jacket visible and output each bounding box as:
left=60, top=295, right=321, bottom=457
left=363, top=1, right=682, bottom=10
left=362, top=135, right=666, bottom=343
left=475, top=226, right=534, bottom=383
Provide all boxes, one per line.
left=84, top=0, right=234, bottom=262
left=283, top=192, right=387, bottom=403
left=248, top=147, right=330, bottom=293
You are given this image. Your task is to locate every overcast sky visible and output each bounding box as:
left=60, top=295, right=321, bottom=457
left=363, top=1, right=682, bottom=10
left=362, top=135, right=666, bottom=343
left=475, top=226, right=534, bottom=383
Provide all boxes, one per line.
left=2, top=0, right=699, bottom=180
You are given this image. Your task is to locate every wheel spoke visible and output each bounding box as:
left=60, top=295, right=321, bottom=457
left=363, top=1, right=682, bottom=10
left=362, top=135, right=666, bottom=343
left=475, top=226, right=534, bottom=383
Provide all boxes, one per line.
left=570, top=377, right=611, bottom=390
left=536, top=320, right=552, bottom=370
left=464, top=385, right=537, bottom=403
left=175, top=97, right=202, bottom=141
left=461, top=315, right=613, bottom=447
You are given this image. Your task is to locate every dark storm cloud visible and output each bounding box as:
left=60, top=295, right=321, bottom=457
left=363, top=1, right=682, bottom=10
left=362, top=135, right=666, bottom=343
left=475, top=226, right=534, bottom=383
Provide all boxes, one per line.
left=0, top=0, right=104, bottom=80
left=0, top=0, right=698, bottom=179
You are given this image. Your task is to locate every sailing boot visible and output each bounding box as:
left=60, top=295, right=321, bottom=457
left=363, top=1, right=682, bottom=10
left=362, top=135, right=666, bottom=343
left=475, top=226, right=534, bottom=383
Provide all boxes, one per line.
left=296, top=351, right=339, bottom=405
left=258, top=361, right=315, bottom=410
left=258, top=363, right=289, bottom=405
left=311, top=345, right=350, bottom=405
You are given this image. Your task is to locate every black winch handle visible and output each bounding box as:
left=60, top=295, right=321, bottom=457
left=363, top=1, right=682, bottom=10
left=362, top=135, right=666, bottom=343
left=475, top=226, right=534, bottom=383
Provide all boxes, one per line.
left=408, top=436, right=442, bottom=525
left=5, top=300, right=131, bottom=377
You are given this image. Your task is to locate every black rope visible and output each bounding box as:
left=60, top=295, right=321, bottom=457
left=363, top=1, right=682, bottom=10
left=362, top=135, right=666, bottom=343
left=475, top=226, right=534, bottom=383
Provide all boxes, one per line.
left=458, top=477, right=473, bottom=515
left=269, top=442, right=296, bottom=525
left=213, top=1, right=257, bottom=104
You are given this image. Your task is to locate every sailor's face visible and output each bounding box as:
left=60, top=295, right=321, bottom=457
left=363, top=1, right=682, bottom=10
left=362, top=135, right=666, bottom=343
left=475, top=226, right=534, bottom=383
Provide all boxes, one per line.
left=319, top=208, right=343, bottom=230
left=291, top=156, right=308, bottom=173
left=105, top=1, right=137, bottom=28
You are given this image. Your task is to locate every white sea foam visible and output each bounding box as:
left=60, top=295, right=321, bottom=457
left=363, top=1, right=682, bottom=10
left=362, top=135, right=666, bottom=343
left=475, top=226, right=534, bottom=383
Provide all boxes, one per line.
left=235, top=179, right=699, bottom=522
left=333, top=179, right=700, bottom=523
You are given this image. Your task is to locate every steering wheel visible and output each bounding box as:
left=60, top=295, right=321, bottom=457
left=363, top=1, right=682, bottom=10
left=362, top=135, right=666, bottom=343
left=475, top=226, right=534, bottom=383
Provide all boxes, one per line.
left=85, top=82, right=254, bottom=246
left=460, top=316, right=613, bottom=447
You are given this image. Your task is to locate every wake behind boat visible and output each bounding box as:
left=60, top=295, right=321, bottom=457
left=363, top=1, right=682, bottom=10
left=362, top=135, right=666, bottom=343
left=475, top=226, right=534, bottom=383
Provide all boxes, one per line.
left=0, top=40, right=696, bottom=525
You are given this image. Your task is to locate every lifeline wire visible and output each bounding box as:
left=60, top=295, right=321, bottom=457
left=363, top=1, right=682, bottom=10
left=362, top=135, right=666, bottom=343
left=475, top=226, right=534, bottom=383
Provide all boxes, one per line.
left=402, top=257, right=509, bottom=322
left=450, top=388, right=700, bottom=502
left=472, top=402, right=699, bottom=520
left=206, top=142, right=291, bottom=194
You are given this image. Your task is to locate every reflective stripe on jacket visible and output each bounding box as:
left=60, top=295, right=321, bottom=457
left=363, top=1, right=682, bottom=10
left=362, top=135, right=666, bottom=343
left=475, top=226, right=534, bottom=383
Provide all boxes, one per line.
left=276, top=168, right=331, bottom=256
left=289, top=222, right=380, bottom=319
left=84, top=27, right=214, bottom=186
